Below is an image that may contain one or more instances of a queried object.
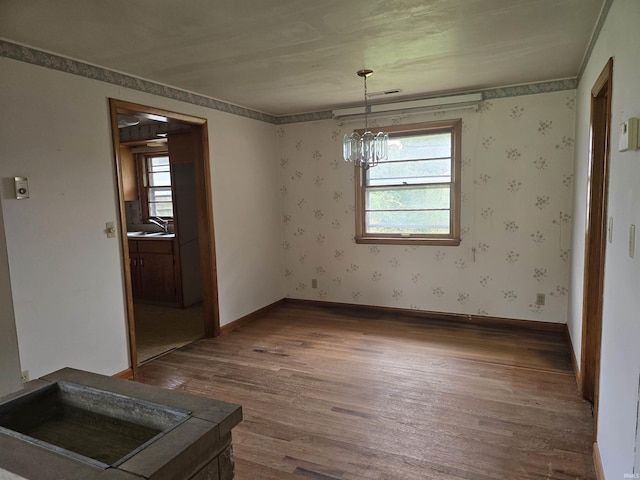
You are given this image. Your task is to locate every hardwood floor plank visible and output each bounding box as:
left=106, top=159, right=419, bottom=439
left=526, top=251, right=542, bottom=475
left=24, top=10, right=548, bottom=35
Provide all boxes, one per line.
left=134, top=303, right=596, bottom=479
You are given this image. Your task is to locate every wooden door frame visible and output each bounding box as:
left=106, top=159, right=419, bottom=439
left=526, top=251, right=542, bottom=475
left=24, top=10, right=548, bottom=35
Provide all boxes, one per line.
left=580, top=58, right=613, bottom=438
left=109, top=99, right=220, bottom=377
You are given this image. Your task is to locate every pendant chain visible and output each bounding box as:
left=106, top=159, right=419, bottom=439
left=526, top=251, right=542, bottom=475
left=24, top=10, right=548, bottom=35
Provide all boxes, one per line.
left=363, top=75, right=369, bottom=131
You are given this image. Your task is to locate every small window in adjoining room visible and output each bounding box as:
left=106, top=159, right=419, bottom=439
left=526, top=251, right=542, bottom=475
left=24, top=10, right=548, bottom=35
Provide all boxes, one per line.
left=141, top=154, right=174, bottom=219
left=355, top=119, right=461, bottom=246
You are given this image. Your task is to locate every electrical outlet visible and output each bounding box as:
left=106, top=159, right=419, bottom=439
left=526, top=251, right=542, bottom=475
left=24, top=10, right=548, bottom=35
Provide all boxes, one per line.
left=535, top=293, right=545, bottom=306
left=311, top=279, right=318, bottom=289
left=21, top=370, right=29, bottom=383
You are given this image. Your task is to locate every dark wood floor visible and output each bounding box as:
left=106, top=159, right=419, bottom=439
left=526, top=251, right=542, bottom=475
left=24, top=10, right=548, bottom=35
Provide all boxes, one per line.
left=134, top=302, right=596, bottom=480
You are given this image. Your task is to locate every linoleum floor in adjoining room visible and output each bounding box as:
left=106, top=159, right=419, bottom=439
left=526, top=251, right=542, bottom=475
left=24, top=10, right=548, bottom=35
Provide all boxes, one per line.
left=134, top=302, right=204, bottom=363
left=134, top=303, right=596, bottom=480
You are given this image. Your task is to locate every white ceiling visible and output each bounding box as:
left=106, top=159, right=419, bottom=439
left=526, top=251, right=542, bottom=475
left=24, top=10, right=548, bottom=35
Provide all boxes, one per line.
left=0, top=0, right=604, bottom=117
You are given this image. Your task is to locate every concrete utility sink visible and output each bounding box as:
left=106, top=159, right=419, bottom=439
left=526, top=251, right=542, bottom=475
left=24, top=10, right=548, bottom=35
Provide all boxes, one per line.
left=0, top=368, right=242, bottom=480
left=0, top=381, right=190, bottom=468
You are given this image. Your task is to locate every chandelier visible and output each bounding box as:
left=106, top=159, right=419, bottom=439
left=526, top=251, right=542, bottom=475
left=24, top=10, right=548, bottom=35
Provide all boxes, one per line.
left=342, top=70, right=389, bottom=170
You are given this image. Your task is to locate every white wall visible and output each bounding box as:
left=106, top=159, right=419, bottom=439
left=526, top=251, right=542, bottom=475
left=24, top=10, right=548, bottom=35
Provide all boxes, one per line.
left=279, top=91, right=576, bottom=322
left=0, top=197, right=22, bottom=396
left=0, top=57, right=284, bottom=379
left=210, top=113, right=284, bottom=322
left=567, top=0, right=640, bottom=476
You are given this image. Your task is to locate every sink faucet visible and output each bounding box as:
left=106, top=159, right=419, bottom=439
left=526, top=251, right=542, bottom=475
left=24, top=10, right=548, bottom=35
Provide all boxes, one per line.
left=148, top=216, right=169, bottom=232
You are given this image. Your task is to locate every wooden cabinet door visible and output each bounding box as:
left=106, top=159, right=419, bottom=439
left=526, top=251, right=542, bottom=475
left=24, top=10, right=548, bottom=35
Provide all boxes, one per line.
left=167, top=131, right=194, bottom=165
left=128, top=241, right=142, bottom=300
left=120, top=145, right=138, bottom=201
left=139, top=252, right=176, bottom=302
left=130, top=253, right=143, bottom=300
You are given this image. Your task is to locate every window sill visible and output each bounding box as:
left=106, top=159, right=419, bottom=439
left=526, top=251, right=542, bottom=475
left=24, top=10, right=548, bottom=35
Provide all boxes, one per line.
left=355, top=236, right=461, bottom=246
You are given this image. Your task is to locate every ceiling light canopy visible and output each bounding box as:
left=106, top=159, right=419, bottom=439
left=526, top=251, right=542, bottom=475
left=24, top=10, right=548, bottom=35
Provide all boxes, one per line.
left=343, top=70, right=388, bottom=170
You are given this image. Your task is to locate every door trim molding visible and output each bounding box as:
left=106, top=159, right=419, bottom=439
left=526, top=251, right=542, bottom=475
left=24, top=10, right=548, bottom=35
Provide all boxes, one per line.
left=579, top=58, right=613, bottom=439
left=109, top=99, right=220, bottom=375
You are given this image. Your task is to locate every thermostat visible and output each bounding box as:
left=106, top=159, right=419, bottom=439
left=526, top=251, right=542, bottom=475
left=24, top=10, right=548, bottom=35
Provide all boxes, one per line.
left=14, top=177, right=29, bottom=200
left=619, top=118, right=639, bottom=151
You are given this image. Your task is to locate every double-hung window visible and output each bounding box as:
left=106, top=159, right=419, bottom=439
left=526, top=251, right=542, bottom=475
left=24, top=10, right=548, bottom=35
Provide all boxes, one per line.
left=355, top=119, right=461, bottom=245
left=141, top=154, right=174, bottom=219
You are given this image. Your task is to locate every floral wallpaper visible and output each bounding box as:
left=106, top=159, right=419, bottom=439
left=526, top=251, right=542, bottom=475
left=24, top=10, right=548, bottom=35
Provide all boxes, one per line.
left=277, top=90, right=576, bottom=323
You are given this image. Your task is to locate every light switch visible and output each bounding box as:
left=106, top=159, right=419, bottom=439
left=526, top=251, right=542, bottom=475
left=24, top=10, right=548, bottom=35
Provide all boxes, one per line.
left=105, top=222, right=116, bottom=239
left=630, top=224, right=636, bottom=259
left=608, top=216, right=614, bottom=243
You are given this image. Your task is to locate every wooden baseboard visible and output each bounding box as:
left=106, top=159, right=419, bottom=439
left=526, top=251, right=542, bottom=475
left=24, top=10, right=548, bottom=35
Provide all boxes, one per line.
left=113, top=368, right=133, bottom=380
left=284, top=298, right=566, bottom=333
left=220, top=298, right=286, bottom=335
left=593, top=441, right=605, bottom=480
left=565, top=325, right=582, bottom=388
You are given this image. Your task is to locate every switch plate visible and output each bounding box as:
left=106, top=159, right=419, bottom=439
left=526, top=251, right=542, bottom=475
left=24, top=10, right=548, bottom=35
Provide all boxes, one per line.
left=14, top=177, right=29, bottom=199
left=311, top=279, right=318, bottom=289
left=608, top=216, right=614, bottom=243
left=631, top=225, right=636, bottom=259
left=105, top=222, right=116, bottom=239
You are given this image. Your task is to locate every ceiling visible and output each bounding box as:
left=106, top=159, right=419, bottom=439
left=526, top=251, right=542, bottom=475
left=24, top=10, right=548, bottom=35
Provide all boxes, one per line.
left=0, top=0, right=605, bottom=117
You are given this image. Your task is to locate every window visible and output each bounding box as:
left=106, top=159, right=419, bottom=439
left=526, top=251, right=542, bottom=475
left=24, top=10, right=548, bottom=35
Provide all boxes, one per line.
left=141, top=154, right=174, bottom=218
left=355, top=119, right=461, bottom=245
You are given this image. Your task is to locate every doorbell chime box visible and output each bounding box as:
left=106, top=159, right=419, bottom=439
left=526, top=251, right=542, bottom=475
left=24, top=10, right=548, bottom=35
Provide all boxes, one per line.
left=619, top=118, right=639, bottom=152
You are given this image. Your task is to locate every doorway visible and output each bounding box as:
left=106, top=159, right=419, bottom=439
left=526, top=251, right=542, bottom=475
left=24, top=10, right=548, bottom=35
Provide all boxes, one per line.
left=580, top=58, right=613, bottom=437
left=109, top=99, right=220, bottom=375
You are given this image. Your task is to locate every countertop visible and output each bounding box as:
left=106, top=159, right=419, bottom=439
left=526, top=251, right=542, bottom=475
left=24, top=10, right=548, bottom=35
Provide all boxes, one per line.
left=127, top=232, right=175, bottom=240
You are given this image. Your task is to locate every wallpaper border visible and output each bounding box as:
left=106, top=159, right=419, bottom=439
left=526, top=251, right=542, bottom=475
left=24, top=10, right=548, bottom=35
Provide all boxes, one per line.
left=2, top=38, right=577, bottom=127
left=0, top=39, right=278, bottom=124
left=276, top=78, right=578, bottom=124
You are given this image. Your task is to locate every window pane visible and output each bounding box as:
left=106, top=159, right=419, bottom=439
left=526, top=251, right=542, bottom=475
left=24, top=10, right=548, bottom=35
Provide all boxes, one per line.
left=149, top=202, right=174, bottom=218
left=366, top=185, right=450, bottom=211
left=148, top=187, right=172, bottom=203
left=150, top=156, right=170, bottom=169
left=387, top=133, right=451, bottom=162
left=368, top=158, right=451, bottom=186
left=366, top=210, right=450, bottom=234
left=149, top=171, right=171, bottom=186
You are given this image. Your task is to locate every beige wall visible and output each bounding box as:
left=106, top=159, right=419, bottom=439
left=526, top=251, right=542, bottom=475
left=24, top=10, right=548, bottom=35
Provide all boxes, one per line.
left=0, top=197, right=22, bottom=396
left=0, top=57, right=284, bottom=380
left=279, top=90, right=576, bottom=322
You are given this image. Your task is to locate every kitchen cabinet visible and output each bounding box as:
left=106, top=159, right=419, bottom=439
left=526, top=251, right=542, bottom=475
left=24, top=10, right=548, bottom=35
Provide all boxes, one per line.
left=167, top=130, right=196, bottom=165
left=128, top=239, right=178, bottom=304
left=120, top=145, right=138, bottom=201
